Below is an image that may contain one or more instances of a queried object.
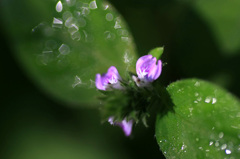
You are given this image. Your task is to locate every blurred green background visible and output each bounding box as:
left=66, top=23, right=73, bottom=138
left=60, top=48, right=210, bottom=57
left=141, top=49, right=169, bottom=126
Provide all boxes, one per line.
left=1, top=0, right=240, bottom=158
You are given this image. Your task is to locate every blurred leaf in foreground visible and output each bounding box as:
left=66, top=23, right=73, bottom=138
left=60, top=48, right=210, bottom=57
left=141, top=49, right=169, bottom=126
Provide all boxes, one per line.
left=191, top=0, right=240, bottom=55
left=156, top=79, right=240, bottom=158
left=0, top=0, right=137, bottom=106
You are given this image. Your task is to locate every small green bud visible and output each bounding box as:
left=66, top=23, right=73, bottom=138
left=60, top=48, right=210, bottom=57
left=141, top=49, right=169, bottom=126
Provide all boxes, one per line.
left=148, top=47, right=164, bottom=60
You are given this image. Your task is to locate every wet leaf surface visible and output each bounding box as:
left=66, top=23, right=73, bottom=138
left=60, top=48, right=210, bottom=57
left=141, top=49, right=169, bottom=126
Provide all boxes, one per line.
left=156, top=79, right=240, bottom=158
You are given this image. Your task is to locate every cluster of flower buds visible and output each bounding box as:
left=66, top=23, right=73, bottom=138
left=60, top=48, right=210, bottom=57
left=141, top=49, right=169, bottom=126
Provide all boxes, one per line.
left=95, top=52, right=162, bottom=136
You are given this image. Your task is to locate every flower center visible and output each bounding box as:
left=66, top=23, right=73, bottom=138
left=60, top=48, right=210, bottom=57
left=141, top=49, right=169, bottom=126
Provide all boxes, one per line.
left=138, top=68, right=148, bottom=79
left=107, top=75, right=118, bottom=84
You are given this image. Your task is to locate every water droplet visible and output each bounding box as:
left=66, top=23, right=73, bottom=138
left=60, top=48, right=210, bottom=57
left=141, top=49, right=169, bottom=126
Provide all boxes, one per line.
left=66, top=0, right=76, bottom=7
left=103, top=2, right=109, bottom=10
left=159, top=140, right=162, bottom=143
left=52, top=17, right=63, bottom=28
left=181, top=143, right=187, bottom=150
left=42, top=50, right=53, bottom=54
left=114, top=18, right=121, bottom=29
left=117, top=29, right=128, bottom=36
left=197, top=97, right=202, bottom=102
left=38, top=46, right=55, bottom=65
left=231, top=125, right=239, bottom=129
left=121, top=37, right=129, bottom=42
left=212, top=98, right=217, bottom=104
left=72, top=75, right=86, bottom=88
left=177, top=88, right=184, bottom=93
left=123, top=50, right=133, bottom=64
left=205, top=97, right=211, bottom=103
left=89, top=1, right=97, bottom=9
left=209, top=141, right=213, bottom=146
left=225, top=149, right=231, bottom=154
left=82, top=30, right=93, bottom=42
left=194, top=100, right=198, bottom=104
left=89, top=79, right=95, bottom=88
left=104, top=31, right=115, bottom=40
left=238, top=145, right=240, bottom=151
left=194, top=81, right=200, bottom=87
left=56, top=1, right=63, bottom=13
left=65, top=17, right=77, bottom=28
left=71, top=32, right=81, bottom=41
left=76, top=1, right=84, bottom=9
left=215, top=141, right=219, bottom=147
left=74, top=11, right=81, bottom=18
left=219, top=132, right=224, bottom=138
left=58, top=44, right=70, bottom=55
left=81, top=3, right=90, bottom=15
left=37, top=54, right=49, bottom=65
left=63, top=11, right=72, bottom=21
left=53, top=18, right=63, bottom=24
left=31, top=23, right=44, bottom=32
left=68, top=24, right=79, bottom=35
left=106, top=13, right=113, bottom=21
left=188, top=107, right=193, bottom=116
left=221, top=144, right=227, bottom=150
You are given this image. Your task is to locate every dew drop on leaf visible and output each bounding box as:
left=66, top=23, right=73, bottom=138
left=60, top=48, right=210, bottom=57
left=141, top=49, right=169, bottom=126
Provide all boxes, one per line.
left=221, top=144, right=227, bottom=150
left=225, top=149, right=231, bottom=155
left=56, top=1, right=63, bottom=13
left=89, top=1, right=97, bottom=9
left=219, top=132, right=224, bottom=139
left=106, top=13, right=113, bottom=21
left=58, top=44, right=70, bottom=55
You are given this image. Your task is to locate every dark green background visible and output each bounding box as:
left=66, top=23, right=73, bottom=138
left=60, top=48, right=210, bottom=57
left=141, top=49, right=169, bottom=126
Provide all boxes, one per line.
left=1, top=0, right=240, bottom=158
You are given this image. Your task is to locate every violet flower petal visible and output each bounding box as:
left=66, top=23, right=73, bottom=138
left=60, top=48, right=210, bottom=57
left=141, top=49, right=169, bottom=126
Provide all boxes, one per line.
left=108, top=117, right=133, bottom=136
left=107, top=66, right=121, bottom=80
left=136, top=55, right=153, bottom=73
left=153, top=60, right=162, bottom=80
left=136, top=55, right=157, bottom=79
left=147, top=60, right=162, bottom=82
left=95, top=66, right=122, bottom=90
left=104, top=66, right=121, bottom=85
left=108, top=117, right=114, bottom=125
left=119, top=119, right=133, bottom=136
left=136, top=54, right=162, bottom=83
left=95, top=73, right=105, bottom=90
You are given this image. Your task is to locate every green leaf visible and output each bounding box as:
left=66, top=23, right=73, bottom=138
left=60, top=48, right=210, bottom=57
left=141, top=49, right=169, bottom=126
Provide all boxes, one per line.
left=155, top=79, right=240, bottom=158
left=192, top=0, right=240, bottom=54
left=0, top=0, right=137, bottom=107
left=148, top=47, right=164, bottom=60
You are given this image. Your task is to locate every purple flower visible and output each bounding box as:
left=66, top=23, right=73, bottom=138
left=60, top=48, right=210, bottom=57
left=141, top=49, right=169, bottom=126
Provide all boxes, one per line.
left=133, top=55, right=162, bottom=87
left=108, top=117, right=133, bottom=136
left=95, top=66, right=122, bottom=90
